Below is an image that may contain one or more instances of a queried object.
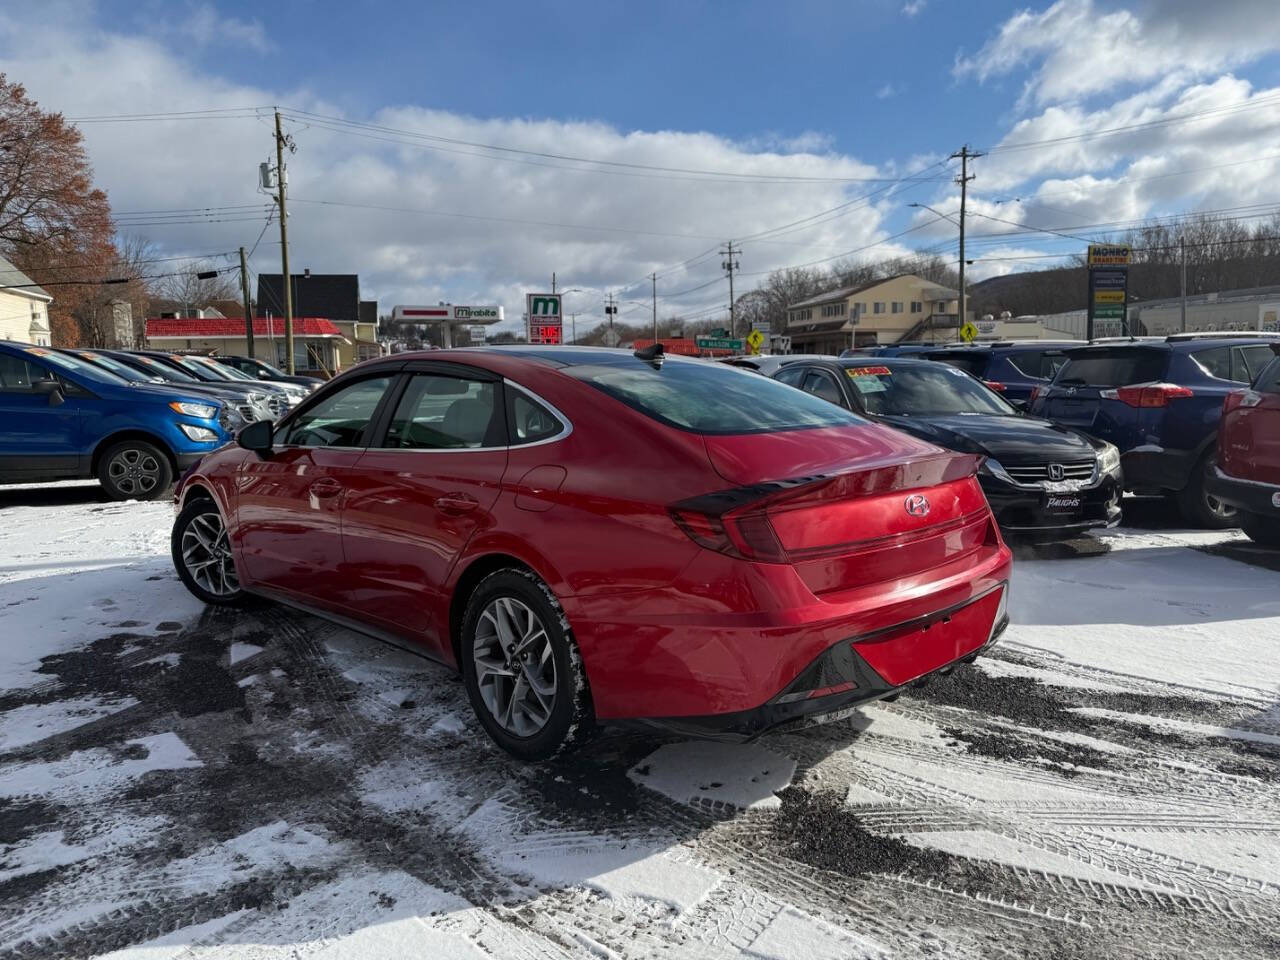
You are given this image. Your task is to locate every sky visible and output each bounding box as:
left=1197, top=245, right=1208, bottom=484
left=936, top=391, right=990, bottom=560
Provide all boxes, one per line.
left=2, top=0, right=1280, bottom=335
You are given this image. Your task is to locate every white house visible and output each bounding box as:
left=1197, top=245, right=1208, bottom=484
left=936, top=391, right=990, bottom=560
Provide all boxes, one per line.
left=0, top=254, right=53, bottom=345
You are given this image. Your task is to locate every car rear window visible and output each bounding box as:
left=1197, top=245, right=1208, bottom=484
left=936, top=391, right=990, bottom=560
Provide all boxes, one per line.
left=1056, top=349, right=1167, bottom=387
left=930, top=353, right=988, bottom=377
left=565, top=357, right=861, bottom=434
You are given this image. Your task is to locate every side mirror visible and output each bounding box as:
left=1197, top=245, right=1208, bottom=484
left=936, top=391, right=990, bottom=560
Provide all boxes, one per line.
left=33, top=379, right=64, bottom=407
left=258, top=370, right=272, bottom=379
left=237, top=419, right=274, bottom=455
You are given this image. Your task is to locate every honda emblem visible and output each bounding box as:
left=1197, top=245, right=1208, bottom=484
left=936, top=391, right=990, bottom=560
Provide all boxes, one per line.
left=904, top=494, right=930, bottom=517
left=1046, top=463, right=1065, bottom=481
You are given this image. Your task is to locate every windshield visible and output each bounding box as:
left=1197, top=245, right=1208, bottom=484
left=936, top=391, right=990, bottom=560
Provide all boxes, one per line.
left=75, top=351, right=158, bottom=382
left=565, top=356, right=863, bottom=434
left=129, top=354, right=199, bottom=382
left=163, top=355, right=221, bottom=380
left=197, top=357, right=254, bottom=380
left=841, top=363, right=1014, bottom=416
left=27, top=347, right=130, bottom=386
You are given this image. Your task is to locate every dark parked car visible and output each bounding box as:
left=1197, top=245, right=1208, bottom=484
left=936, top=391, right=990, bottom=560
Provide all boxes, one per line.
left=840, top=343, right=941, bottom=358
left=0, top=341, right=233, bottom=500
left=927, top=341, right=1083, bottom=405
left=93, top=349, right=278, bottom=423
left=171, top=346, right=1010, bottom=759
left=1029, top=334, right=1280, bottom=527
left=1208, top=343, right=1280, bottom=546
left=213, top=354, right=324, bottom=390
left=773, top=356, right=1122, bottom=539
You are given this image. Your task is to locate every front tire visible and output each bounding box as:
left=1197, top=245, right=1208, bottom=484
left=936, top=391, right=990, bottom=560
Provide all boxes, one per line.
left=98, top=440, right=173, bottom=501
left=1177, top=453, right=1238, bottom=529
left=459, top=569, right=594, bottom=761
left=171, top=498, right=251, bottom=606
left=1241, top=512, right=1280, bottom=548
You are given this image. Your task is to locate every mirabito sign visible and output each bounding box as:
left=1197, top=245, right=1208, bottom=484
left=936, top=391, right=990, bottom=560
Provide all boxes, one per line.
left=1086, top=244, right=1131, bottom=339
left=526, top=293, right=562, bottom=345
left=391, top=305, right=504, bottom=325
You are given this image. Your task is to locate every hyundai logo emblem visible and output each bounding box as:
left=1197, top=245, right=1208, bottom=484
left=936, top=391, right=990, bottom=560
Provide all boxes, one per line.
left=904, top=494, right=931, bottom=517
left=1047, top=463, right=1065, bottom=481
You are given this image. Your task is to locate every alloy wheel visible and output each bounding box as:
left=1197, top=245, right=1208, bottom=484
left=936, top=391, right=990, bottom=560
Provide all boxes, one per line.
left=472, top=596, right=557, bottom=737
left=180, top=509, right=240, bottom=597
left=107, top=448, right=163, bottom=496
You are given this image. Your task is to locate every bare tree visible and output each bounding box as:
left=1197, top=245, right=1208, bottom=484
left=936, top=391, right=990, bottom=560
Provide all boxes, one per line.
left=156, top=260, right=238, bottom=314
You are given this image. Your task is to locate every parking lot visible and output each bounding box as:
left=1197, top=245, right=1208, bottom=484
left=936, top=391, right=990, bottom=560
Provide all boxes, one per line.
left=1, top=485, right=1278, bottom=960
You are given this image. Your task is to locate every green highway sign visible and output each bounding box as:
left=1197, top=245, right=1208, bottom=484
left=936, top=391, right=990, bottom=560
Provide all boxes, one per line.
left=695, top=336, right=744, bottom=351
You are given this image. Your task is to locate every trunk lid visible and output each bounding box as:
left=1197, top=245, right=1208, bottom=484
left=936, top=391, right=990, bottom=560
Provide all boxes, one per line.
left=695, top=424, right=993, bottom=596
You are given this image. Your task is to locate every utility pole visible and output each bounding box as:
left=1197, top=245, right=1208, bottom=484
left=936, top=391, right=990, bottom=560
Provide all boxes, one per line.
left=950, top=145, right=983, bottom=337
left=1179, top=235, right=1187, bottom=332
left=651, top=273, right=658, bottom=342
left=570, top=313, right=577, bottom=344
left=605, top=292, right=617, bottom=340
left=274, top=110, right=295, bottom=374
left=721, top=242, right=741, bottom=337
left=552, top=272, right=556, bottom=294
left=238, top=247, right=255, bottom=359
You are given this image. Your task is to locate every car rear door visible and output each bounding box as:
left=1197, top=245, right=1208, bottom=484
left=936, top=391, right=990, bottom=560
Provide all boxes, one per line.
left=235, top=372, right=397, bottom=602
left=339, top=363, right=508, bottom=653
left=1034, top=347, right=1168, bottom=450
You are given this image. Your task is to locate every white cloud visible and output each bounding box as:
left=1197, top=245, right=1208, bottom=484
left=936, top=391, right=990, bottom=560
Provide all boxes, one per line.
left=0, top=4, right=907, bottom=335
left=876, top=83, right=897, bottom=100
left=902, top=0, right=927, bottom=16
left=148, top=2, right=272, bottom=54
left=955, top=0, right=1280, bottom=107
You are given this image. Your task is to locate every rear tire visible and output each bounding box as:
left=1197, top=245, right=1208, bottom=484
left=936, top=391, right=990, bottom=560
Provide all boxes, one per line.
left=171, top=498, right=252, bottom=606
left=98, top=440, right=173, bottom=501
left=1177, top=453, right=1238, bottom=529
left=1241, top=512, right=1280, bottom=548
left=459, top=568, right=594, bottom=761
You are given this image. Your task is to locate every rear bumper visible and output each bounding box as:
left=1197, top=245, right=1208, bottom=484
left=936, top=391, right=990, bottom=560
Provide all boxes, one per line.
left=572, top=537, right=1012, bottom=725
left=1206, top=465, right=1280, bottom=515
left=624, top=585, right=1009, bottom=741
left=1121, top=446, right=1196, bottom=494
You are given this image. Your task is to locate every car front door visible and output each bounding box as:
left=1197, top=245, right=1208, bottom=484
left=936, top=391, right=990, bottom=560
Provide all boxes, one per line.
left=799, top=368, right=851, bottom=409
left=340, top=365, right=508, bottom=654
left=0, top=350, right=83, bottom=480
left=235, top=373, right=397, bottom=603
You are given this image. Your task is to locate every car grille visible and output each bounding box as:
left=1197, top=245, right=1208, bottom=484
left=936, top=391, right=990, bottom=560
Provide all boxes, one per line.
left=266, top=395, right=287, bottom=418
left=1005, top=459, right=1096, bottom=485
left=235, top=402, right=258, bottom=422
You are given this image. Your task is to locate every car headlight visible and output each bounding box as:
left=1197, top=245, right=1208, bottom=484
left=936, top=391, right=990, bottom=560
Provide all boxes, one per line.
left=1097, top=442, right=1121, bottom=475
left=979, top=457, right=1014, bottom=485
left=169, top=401, right=218, bottom=419
left=248, top=392, right=268, bottom=404
left=179, top=423, right=220, bottom=441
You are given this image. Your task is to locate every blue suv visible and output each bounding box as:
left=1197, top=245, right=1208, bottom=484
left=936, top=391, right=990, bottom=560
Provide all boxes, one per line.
left=0, top=341, right=236, bottom=500
left=927, top=341, right=1083, bottom=405
left=1029, top=334, right=1280, bottom=527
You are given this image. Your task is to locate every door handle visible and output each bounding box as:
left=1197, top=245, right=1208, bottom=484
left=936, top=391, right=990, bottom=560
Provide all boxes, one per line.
left=435, top=494, right=479, bottom=514
left=309, top=478, right=343, bottom=499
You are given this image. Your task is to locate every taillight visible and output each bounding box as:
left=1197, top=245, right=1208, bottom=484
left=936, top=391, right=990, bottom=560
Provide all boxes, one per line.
left=983, top=380, right=1007, bottom=392
left=1224, top=390, right=1262, bottom=412
left=670, top=506, right=788, bottom=563
left=1101, top=383, right=1194, bottom=407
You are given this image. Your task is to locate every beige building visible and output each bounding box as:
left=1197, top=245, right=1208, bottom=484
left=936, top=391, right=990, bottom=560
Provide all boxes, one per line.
left=331, top=318, right=383, bottom=369
left=786, top=274, right=963, bottom=354
left=0, top=254, right=52, bottom=345
left=145, top=315, right=350, bottom=378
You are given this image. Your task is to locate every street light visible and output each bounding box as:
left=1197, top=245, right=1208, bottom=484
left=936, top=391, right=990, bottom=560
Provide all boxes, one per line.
left=560, top=288, right=584, bottom=343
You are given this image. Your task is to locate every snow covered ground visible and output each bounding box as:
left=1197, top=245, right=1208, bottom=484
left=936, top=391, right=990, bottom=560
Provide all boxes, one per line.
left=1, top=483, right=1278, bottom=959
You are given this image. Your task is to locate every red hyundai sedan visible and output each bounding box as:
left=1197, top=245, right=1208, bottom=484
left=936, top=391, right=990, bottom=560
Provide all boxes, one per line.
left=171, top=346, right=1012, bottom=759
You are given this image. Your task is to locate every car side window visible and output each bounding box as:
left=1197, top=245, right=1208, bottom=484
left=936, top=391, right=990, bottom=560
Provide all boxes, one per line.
left=1236, top=345, right=1275, bottom=383
left=1005, top=351, right=1044, bottom=379
left=1254, top=357, right=1280, bottom=394
left=280, top=376, right=393, bottom=448
left=0, top=354, right=47, bottom=390
left=382, top=374, right=501, bottom=449
left=509, top=388, right=564, bottom=445
left=801, top=370, right=844, bottom=406
left=774, top=365, right=807, bottom=387
left=1191, top=346, right=1234, bottom=381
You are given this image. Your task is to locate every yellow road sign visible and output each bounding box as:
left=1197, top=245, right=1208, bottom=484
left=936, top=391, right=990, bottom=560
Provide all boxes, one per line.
left=746, top=329, right=765, bottom=354
left=959, top=321, right=979, bottom=343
